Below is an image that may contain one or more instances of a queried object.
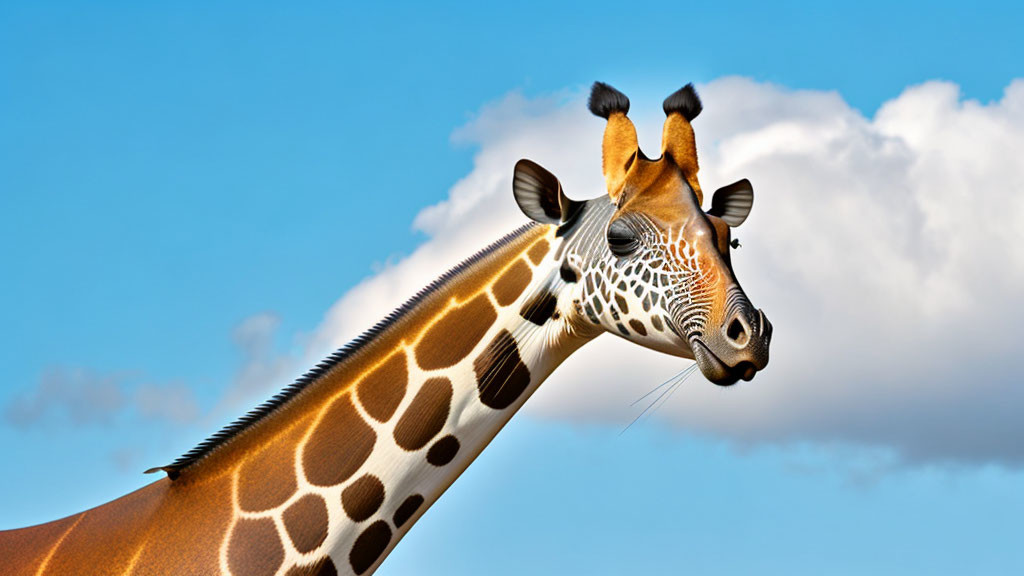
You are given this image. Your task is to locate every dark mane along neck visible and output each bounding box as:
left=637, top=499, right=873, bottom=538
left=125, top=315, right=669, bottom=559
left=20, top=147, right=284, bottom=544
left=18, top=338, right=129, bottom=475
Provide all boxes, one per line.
left=150, top=222, right=544, bottom=480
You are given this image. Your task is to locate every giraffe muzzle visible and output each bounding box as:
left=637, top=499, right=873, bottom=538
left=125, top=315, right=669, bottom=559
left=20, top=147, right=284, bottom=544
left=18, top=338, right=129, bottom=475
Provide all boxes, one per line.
left=690, top=307, right=771, bottom=386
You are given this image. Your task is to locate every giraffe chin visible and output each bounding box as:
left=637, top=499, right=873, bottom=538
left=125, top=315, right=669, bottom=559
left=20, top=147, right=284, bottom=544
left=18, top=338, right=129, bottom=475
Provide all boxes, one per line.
left=690, top=339, right=757, bottom=387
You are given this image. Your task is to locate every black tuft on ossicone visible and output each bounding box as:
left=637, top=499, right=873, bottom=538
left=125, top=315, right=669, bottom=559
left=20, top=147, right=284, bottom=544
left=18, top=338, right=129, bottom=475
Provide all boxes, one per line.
left=588, top=82, right=630, bottom=119
left=663, top=83, right=703, bottom=122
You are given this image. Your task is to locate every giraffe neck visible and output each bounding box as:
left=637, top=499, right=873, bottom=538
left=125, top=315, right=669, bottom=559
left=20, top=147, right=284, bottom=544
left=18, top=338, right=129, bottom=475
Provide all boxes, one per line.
left=1, top=223, right=602, bottom=576
left=209, top=223, right=596, bottom=575
left=0, top=223, right=603, bottom=576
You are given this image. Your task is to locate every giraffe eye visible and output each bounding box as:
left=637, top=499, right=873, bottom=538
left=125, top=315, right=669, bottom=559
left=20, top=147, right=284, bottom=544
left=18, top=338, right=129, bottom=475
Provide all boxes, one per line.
left=607, top=219, right=639, bottom=257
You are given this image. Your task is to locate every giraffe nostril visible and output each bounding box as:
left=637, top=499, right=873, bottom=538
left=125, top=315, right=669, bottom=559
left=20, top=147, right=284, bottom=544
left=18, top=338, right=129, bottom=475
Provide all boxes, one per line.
left=726, top=316, right=749, bottom=347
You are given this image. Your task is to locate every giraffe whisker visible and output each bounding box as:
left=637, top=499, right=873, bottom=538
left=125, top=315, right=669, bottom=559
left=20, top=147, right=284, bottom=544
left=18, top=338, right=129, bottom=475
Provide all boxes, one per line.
left=630, top=364, right=693, bottom=407
left=649, top=364, right=698, bottom=417
left=620, top=363, right=697, bottom=435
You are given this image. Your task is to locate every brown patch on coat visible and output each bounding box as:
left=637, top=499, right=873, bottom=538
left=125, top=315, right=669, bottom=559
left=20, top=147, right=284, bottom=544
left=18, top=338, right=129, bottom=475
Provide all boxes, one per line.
left=651, top=315, right=664, bottom=331
left=520, top=289, right=558, bottom=326
left=303, top=394, right=376, bottom=487
left=629, top=319, right=648, bottom=336
left=393, top=494, right=425, bottom=528
left=414, top=294, right=496, bottom=370
left=356, top=350, right=408, bottom=423
left=283, top=494, right=329, bottom=554
left=393, top=377, right=452, bottom=451
left=527, top=238, right=550, bottom=265
left=342, top=474, right=385, bottom=522
left=614, top=293, right=629, bottom=314
left=349, top=520, right=391, bottom=575
left=474, top=330, right=532, bottom=409
left=426, top=435, right=460, bottom=466
left=491, top=259, right=533, bottom=306
left=228, top=517, right=284, bottom=576
left=237, top=422, right=306, bottom=512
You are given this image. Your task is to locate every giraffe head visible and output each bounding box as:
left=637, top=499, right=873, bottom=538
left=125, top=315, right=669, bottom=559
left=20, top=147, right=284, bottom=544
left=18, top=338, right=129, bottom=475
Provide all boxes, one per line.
left=513, top=82, right=771, bottom=386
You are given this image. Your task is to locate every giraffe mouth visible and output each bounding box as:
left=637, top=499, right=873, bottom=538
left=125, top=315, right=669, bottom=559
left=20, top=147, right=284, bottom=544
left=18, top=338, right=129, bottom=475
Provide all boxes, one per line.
left=690, top=339, right=758, bottom=386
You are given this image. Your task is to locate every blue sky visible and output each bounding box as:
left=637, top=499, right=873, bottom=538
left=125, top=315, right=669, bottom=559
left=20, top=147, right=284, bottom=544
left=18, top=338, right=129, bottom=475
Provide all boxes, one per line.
left=2, top=2, right=1023, bottom=573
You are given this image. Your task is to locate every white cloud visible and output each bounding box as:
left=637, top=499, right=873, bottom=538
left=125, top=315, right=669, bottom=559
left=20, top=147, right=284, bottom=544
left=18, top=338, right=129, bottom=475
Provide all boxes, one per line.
left=3, top=313, right=286, bottom=433
left=135, top=382, right=200, bottom=423
left=302, top=77, right=1024, bottom=466
left=4, top=367, right=200, bottom=427
left=211, top=312, right=298, bottom=415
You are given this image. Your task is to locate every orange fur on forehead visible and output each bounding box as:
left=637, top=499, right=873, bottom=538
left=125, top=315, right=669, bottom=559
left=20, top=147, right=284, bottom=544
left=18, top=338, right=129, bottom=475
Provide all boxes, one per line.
left=617, top=161, right=703, bottom=227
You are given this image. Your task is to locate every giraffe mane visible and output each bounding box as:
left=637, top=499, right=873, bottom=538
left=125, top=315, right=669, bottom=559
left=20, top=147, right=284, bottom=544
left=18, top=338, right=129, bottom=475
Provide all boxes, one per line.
left=147, top=222, right=540, bottom=480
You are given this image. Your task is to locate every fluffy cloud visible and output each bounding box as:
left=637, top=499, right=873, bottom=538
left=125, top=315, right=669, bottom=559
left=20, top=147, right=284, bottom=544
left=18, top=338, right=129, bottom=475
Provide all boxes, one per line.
left=3, top=312, right=291, bottom=431
left=4, top=367, right=199, bottom=427
left=216, top=312, right=295, bottom=411
left=304, top=78, right=1024, bottom=466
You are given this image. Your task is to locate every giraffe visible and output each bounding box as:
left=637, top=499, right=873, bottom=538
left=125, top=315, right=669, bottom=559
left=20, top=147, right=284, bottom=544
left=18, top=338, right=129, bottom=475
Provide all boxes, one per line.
left=0, top=81, right=771, bottom=576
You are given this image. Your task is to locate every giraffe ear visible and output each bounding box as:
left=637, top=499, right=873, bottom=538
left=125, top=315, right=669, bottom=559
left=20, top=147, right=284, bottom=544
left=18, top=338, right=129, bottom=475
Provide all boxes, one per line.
left=513, top=159, right=579, bottom=225
left=707, top=179, right=754, bottom=227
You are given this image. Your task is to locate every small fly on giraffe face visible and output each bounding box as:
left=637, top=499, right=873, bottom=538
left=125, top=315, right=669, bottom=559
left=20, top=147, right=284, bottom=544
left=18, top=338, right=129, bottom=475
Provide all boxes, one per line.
left=513, top=82, right=771, bottom=386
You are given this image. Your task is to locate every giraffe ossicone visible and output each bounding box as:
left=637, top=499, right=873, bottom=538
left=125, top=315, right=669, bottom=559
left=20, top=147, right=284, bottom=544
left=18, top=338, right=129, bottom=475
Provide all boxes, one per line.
left=0, top=81, right=771, bottom=576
